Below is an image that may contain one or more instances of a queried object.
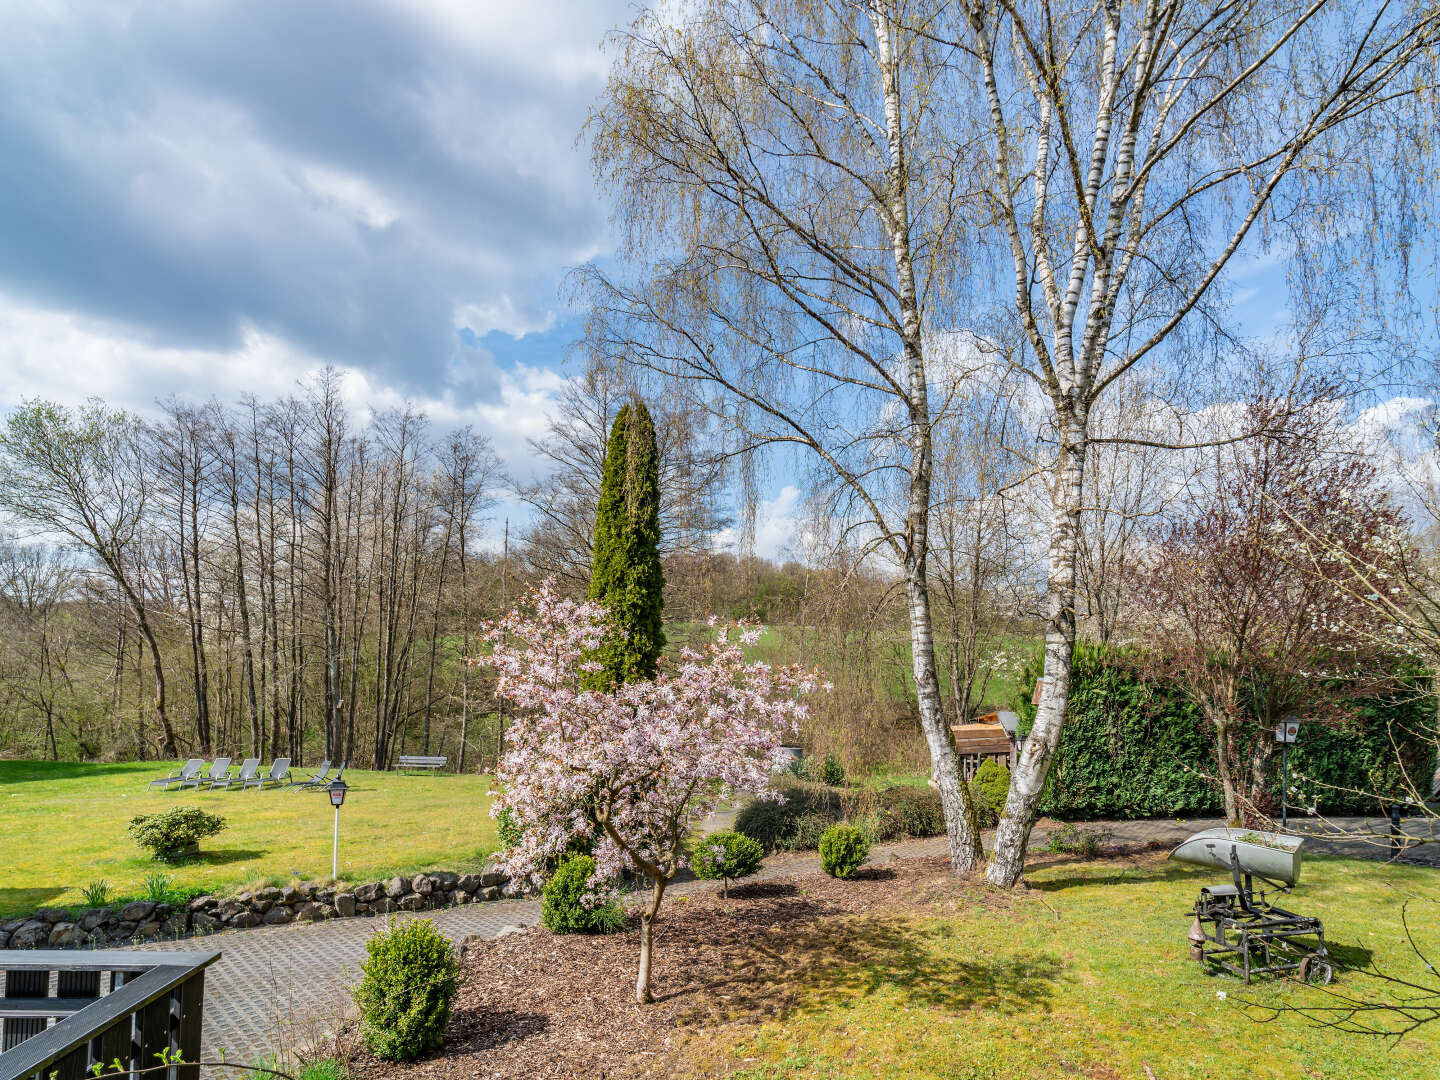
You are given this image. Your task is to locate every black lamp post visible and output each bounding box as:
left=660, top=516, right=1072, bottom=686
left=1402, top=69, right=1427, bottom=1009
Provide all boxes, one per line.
left=328, top=777, right=349, bottom=879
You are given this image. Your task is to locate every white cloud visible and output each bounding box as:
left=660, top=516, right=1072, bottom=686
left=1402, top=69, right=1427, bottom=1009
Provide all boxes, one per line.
left=0, top=293, right=573, bottom=472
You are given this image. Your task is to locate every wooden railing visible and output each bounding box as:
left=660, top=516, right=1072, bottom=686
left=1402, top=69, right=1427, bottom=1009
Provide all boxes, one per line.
left=0, top=951, right=219, bottom=1080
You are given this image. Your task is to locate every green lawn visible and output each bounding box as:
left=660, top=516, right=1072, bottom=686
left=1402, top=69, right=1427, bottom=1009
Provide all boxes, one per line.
left=681, top=854, right=1440, bottom=1080
left=0, top=760, right=498, bottom=917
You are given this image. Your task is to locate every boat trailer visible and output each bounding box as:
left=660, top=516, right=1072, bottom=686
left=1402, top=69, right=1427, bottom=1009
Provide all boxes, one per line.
left=1170, top=828, right=1332, bottom=985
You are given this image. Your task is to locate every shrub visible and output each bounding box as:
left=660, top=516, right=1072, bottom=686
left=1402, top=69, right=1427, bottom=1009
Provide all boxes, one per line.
left=867, top=785, right=945, bottom=841
left=353, top=918, right=460, bottom=1061
left=1045, top=822, right=1113, bottom=857
left=737, top=778, right=945, bottom=850
left=495, top=807, right=522, bottom=850
left=971, top=759, right=1011, bottom=826
left=127, top=807, right=226, bottom=863
left=690, top=830, right=764, bottom=897
left=819, top=753, right=846, bottom=787
left=541, top=853, right=627, bottom=934
left=819, top=824, right=870, bottom=879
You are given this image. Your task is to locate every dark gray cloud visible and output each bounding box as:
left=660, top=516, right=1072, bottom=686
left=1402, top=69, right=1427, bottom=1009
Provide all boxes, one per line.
left=0, top=0, right=633, bottom=401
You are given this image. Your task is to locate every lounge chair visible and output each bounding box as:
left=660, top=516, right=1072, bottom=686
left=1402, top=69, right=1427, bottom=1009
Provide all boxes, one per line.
left=183, top=756, right=232, bottom=790
left=302, top=762, right=345, bottom=791
left=147, top=758, right=203, bottom=790
left=289, top=760, right=332, bottom=790
left=210, top=757, right=259, bottom=791
left=244, top=757, right=291, bottom=791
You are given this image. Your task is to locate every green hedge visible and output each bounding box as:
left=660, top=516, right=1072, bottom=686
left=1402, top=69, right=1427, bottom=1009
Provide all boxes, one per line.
left=1015, top=644, right=1436, bottom=820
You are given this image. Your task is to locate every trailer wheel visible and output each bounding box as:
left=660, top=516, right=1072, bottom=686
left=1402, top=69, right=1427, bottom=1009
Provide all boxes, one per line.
left=1299, top=954, right=1333, bottom=986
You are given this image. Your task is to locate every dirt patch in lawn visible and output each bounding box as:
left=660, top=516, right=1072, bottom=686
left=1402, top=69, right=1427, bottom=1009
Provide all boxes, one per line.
left=349, top=853, right=1053, bottom=1080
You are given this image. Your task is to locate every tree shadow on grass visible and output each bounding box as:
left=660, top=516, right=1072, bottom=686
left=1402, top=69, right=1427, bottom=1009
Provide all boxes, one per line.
left=1326, top=941, right=1376, bottom=970
left=670, top=914, right=1062, bottom=1024
left=1027, top=860, right=1207, bottom=893
left=0, top=886, right=66, bottom=914
left=174, top=848, right=269, bottom=868
left=0, top=761, right=145, bottom=784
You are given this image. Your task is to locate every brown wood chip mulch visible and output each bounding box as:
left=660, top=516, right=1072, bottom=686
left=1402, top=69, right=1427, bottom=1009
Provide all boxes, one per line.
left=349, top=854, right=1031, bottom=1080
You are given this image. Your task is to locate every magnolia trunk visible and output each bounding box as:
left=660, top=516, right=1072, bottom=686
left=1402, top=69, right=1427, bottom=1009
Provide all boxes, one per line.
left=986, top=430, right=1085, bottom=887
left=636, top=875, right=667, bottom=1005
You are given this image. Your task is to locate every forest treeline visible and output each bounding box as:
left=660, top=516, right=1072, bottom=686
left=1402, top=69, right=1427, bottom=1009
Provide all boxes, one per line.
left=0, top=369, right=1028, bottom=769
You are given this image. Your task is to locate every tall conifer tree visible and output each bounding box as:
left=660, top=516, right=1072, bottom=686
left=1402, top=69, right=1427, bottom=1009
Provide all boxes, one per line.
left=587, top=399, right=665, bottom=688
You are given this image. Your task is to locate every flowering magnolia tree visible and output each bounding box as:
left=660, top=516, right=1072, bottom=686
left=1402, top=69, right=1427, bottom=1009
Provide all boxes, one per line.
left=479, top=585, right=822, bottom=1004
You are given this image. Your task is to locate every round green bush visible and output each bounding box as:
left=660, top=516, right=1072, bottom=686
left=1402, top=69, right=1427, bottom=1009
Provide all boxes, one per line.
left=819, top=753, right=846, bottom=787
left=971, top=759, right=1011, bottom=827
left=690, top=830, right=764, bottom=897
left=353, top=917, right=460, bottom=1061
left=127, top=807, right=226, bottom=863
left=541, top=853, right=626, bottom=934
left=818, top=824, right=870, bottom=879
left=495, top=807, right=522, bottom=850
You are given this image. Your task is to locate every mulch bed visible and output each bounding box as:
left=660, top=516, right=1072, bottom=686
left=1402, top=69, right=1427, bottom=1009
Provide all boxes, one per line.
left=349, top=854, right=1011, bottom=1080
left=350, top=849, right=1171, bottom=1080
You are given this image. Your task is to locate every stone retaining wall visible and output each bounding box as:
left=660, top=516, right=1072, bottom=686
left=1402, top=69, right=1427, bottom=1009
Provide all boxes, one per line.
left=0, top=868, right=512, bottom=950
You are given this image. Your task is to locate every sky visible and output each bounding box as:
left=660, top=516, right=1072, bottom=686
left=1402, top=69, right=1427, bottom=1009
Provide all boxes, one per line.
left=0, top=2, right=1431, bottom=561
left=0, top=1, right=635, bottom=474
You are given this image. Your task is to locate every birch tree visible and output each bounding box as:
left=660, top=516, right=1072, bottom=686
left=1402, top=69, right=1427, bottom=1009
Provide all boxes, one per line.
left=584, top=0, right=988, bottom=872
left=948, top=0, right=1440, bottom=885
left=0, top=401, right=180, bottom=756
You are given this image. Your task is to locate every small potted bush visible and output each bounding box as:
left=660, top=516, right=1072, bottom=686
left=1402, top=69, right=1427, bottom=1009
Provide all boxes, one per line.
left=819, top=823, right=870, bottom=879
left=690, top=830, right=764, bottom=897
left=127, top=807, right=227, bottom=863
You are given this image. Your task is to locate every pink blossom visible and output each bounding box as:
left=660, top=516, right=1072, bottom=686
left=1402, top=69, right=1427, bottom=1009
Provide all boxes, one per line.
left=474, top=584, right=823, bottom=1003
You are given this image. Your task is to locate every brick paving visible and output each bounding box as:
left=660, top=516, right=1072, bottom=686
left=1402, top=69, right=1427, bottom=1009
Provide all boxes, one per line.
left=128, top=813, right=1438, bottom=1066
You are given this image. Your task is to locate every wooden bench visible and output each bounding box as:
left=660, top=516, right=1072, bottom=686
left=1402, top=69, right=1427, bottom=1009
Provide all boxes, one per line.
left=396, top=755, right=448, bottom=773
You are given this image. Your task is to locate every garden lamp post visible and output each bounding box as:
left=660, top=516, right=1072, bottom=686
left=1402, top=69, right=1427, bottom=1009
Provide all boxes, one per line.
left=328, top=777, right=349, bottom=880
left=1275, top=717, right=1301, bottom=829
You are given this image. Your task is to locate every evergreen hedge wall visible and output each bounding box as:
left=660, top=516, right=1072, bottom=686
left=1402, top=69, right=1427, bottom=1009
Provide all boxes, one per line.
left=1015, top=644, right=1436, bottom=820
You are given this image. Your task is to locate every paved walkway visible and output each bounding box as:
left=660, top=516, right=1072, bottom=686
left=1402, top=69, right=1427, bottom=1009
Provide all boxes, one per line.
left=133, top=814, right=1439, bottom=1066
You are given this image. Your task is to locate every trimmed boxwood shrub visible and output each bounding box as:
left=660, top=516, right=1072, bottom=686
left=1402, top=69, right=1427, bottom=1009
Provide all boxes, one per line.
left=970, top=759, right=1011, bottom=826
left=690, top=830, right=764, bottom=897
left=819, top=824, right=870, bottom=879
left=541, top=853, right=626, bottom=934
left=353, top=917, right=460, bottom=1061
left=1014, top=644, right=1437, bottom=820
left=127, top=807, right=226, bottom=863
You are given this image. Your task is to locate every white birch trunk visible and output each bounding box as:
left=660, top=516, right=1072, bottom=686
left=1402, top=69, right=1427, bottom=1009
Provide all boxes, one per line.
left=874, top=2, right=982, bottom=873
left=986, top=414, right=1086, bottom=886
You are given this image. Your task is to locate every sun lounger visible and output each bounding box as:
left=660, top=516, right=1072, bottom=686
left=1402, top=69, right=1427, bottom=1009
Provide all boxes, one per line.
left=289, top=760, right=332, bottom=790
left=183, top=756, right=233, bottom=790
left=209, top=757, right=258, bottom=791
left=243, top=757, right=291, bottom=790
left=147, top=758, right=203, bottom=789
left=301, top=762, right=346, bottom=791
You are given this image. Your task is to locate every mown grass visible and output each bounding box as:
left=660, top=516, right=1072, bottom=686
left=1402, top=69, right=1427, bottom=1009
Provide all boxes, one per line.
left=678, top=854, right=1439, bottom=1080
left=0, top=760, right=497, bottom=917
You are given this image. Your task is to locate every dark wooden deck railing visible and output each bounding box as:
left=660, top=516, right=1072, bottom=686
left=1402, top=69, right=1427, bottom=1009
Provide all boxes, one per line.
left=0, top=951, right=219, bottom=1080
